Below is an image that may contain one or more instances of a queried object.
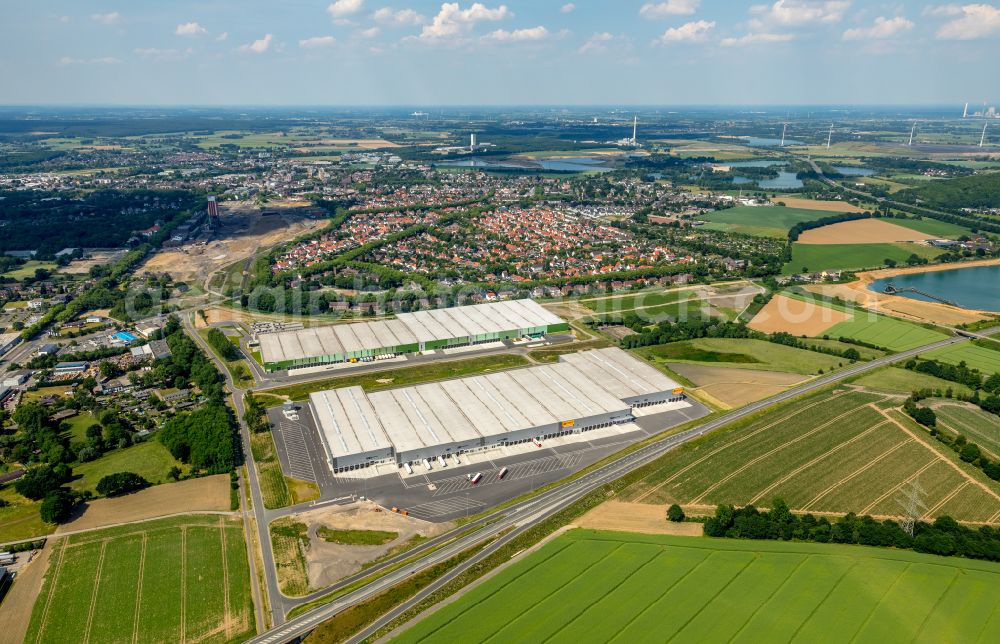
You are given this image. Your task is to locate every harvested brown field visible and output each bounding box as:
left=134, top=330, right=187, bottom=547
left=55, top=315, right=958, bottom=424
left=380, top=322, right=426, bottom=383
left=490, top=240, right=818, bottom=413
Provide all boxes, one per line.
left=575, top=501, right=703, bottom=536
left=55, top=475, right=231, bottom=533
left=667, top=362, right=807, bottom=408
left=771, top=197, right=863, bottom=213
left=748, top=294, right=851, bottom=335
left=797, top=219, right=935, bottom=245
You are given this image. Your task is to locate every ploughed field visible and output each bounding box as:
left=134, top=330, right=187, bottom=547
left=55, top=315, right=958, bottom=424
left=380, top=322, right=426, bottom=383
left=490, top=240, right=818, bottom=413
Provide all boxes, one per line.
left=619, top=390, right=1000, bottom=525
left=24, top=515, right=254, bottom=644
left=393, top=530, right=1000, bottom=643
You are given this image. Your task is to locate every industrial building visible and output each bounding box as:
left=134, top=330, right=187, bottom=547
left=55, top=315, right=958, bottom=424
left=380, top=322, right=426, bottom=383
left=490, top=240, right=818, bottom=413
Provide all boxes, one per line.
left=307, top=347, right=686, bottom=473
left=258, top=299, right=569, bottom=371
left=0, top=333, right=21, bottom=359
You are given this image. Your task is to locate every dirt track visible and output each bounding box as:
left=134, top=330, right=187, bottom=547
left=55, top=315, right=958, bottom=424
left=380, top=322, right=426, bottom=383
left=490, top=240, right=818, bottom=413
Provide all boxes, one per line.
left=0, top=541, right=52, bottom=644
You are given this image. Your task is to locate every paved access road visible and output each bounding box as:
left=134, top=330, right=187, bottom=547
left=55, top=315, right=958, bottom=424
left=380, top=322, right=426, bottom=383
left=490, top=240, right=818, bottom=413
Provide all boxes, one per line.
left=246, top=332, right=976, bottom=644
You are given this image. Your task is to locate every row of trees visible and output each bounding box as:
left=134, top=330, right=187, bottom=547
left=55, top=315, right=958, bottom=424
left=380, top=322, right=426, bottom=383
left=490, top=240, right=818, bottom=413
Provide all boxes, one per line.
left=905, top=393, right=1000, bottom=483
left=703, top=500, right=1000, bottom=561
left=207, top=328, right=239, bottom=361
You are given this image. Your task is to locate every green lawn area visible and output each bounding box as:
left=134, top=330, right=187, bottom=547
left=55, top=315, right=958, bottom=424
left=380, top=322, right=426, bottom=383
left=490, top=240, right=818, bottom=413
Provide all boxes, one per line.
left=802, top=337, right=885, bottom=360
left=922, top=343, right=1000, bottom=374
left=933, top=402, right=1000, bottom=458
left=782, top=242, right=943, bottom=274
left=889, top=217, right=972, bottom=238
left=394, top=529, right=1000, bottom=644
left=317, top=527, right=398, bottom=546
left=2, top=260, right=59, bottom=281
left=59, top=411, right=98, bottom=446
left=22, top=385, right=74, bottom=405
left=634, top=338, right=845, bottom=375
left=249, top=431, right=291, bottom=509
left=582, top=287, right=699, bottom=313
left=701, top=206, right=834, bottom=238
left=70, top=440, right=189, bottom=495
left=0, top=486, right=52, bottom=543
left=264, top=353, right=532, bottom=401
left=825, top=313, right=949, bottom=351
left=25, top=514, right=253, bottom=644
left=849, top=366, right=974, bottom=397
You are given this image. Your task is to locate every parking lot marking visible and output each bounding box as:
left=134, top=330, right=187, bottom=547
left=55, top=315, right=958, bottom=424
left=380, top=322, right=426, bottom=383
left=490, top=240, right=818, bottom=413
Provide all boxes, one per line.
left=278, top=420, right=318, bottom=483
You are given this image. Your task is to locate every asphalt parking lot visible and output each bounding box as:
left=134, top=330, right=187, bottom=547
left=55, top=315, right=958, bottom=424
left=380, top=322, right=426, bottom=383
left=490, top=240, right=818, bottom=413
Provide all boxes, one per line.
left=268, top=400, right=709, bottom=522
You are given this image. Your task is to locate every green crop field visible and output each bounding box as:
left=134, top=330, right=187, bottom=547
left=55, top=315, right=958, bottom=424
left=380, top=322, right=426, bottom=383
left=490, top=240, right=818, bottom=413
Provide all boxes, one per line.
left=394, top=530, right=1000, bottom=644
left=934, top=402, right=1000, bottom=458
left=889, top=217, right=972, bottom=238
left=825, top=314, right=948, bottom=351
left=618, top=390, right=1000, bottom=523
left=700, top=206, right=832, bottom=237
left=923, top=343, right=1000, bottom=374
left=634, top=338, right=846, bottom=375
left=25, top=515, right=254, bottom=644
left=782, top=242, right=943, bottom=274
left=69, top=441, right=189, bottom=495
left=582, top=287, right=699, bottom=313
left=850, top=367, right=975, bottom=397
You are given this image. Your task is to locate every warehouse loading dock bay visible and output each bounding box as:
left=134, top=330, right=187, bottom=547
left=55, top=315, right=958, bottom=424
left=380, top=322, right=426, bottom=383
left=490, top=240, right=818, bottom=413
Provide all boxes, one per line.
left=267, top=348, right=707, bottom=520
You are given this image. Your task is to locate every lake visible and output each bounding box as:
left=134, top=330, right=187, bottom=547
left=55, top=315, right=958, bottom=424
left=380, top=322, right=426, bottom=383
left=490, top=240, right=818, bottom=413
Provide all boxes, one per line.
left=728, top=160, right=785, bottom=168
left=870, top=264, right=1000, bottom=312
left=745, top=137, right=804, bottom=147
left=834, top=165, right=875, bottom=176
left=731, top=170, right=804, bottom=189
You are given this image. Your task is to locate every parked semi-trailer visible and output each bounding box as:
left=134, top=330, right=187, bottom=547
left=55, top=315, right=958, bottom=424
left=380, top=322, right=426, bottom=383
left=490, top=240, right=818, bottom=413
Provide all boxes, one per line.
left=497, top=467, right=508, bottom=480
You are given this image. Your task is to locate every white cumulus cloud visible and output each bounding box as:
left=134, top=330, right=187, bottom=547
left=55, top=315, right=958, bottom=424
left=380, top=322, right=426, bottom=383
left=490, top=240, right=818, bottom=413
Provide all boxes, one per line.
left=419, top=3, right=512, bottom=41
left=842, top=16, right=914, bottom=40
left=216, top=32, right=229, bottom=42
left=655, top=19, right=715, bottom=43
left=373, top=7, right=426, bottom=26
left=933, top=3, right=1000, bottom=39
left=175, top=22, right=207, bottom=37
left=328, top=0, right=365, bottom=19
left=359, top=26, right=381, bottom=38
left=750, top=0, right=850, bottom=27
left=483, top=25, right=548, bottom=41
left=90, top=12, right=121, bottom=25
left=299, top=36, right=337, bottom=48
left=561, top=3, right=576, bottom=13
left=639, top=1, right=700, bottom=19
left=239, top=34, right=273, bottom=53
left=721, top=32, right=796, bottom=46
left=578, top=31, right=615, bottom=53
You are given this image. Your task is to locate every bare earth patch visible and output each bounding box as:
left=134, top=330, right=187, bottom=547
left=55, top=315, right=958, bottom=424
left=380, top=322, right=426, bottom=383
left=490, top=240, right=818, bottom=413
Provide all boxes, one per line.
left=749, top=294, right=851, bottom=335
left=576, top=501, right=703, bottom=536
left=55, top=475, right=231, bottom=533
left=289, top=502, right=451, bottom=589
left=797, top=219, right=936, bottom=245
left=0, top=541, right=52, bottom=644
left=668, top=362, right=808, bottom=408
left=771, top=197, right=863, bottom=213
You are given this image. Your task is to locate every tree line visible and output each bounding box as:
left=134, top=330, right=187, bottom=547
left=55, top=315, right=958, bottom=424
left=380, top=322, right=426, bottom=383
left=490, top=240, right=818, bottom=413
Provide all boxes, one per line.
left=704, top=500, right=1000, bottom=561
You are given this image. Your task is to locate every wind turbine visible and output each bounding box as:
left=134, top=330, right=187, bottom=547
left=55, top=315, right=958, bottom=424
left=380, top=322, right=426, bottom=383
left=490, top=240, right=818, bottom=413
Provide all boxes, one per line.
left=826, top=124, right=833, bottom=149
left=908, top=122, right=917, bottom=146
left=981, top=121, right=989, bottom=148
left=963, top=102, right=969, bottom=118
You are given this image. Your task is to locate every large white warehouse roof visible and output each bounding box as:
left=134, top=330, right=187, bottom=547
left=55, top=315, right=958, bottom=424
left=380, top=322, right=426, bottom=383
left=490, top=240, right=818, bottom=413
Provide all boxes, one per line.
left=260, top=299, right=564, bottom=365
left=309, top=348, right=684, bottom=467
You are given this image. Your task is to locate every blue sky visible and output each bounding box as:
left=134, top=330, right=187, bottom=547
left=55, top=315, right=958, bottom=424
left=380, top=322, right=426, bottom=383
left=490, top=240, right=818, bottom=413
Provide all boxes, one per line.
left=2, top=1, right=999, bottom=105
